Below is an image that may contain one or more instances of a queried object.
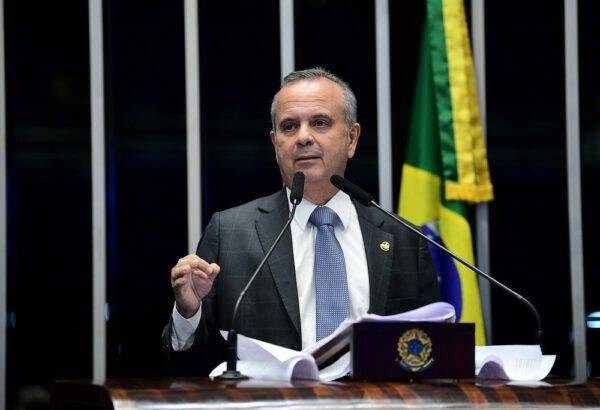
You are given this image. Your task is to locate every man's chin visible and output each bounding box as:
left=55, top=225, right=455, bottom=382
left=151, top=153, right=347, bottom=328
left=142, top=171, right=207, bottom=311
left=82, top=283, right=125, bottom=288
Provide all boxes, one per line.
left=299, top=171, right=330, bottom=185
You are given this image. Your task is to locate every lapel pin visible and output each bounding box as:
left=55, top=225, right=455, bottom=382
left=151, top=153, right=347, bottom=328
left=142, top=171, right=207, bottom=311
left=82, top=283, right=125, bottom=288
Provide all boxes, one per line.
left=380, top=241, right=390, bottom=252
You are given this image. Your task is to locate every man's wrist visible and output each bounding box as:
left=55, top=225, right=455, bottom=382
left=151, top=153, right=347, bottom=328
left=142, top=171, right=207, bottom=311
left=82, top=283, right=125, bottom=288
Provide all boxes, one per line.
left=171, top=302, right=202, bottom=350
left=175, top=301, right=201, bottom=319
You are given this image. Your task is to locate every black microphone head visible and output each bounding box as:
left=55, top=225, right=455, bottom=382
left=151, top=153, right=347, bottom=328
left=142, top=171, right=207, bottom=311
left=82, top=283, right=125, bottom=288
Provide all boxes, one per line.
left=290, top=171, right=305, bottom=204
left=330, top=175, right=374, bottom=206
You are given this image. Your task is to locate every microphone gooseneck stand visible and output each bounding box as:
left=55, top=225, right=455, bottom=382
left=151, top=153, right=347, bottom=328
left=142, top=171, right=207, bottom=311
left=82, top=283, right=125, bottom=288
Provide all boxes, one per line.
left=330, top=174, right=543, bottom=347
left=215, top=172, right=305, bottom=380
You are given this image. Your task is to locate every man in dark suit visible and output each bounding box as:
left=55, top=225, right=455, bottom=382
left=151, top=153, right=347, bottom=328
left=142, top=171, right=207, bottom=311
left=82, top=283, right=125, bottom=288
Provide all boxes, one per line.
left=162, top=68, right=440, bottom=376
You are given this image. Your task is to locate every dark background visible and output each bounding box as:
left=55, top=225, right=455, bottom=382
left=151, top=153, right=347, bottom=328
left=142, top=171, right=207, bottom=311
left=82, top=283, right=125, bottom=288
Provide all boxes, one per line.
left=485, top=1, right=572, bottom=372
left=3, top=0, right=599, bottom=408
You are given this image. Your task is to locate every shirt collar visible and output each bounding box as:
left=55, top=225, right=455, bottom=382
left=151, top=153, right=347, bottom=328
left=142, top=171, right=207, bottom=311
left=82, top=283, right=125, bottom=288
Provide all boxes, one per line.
left=286, top=187, right=353, bottom=231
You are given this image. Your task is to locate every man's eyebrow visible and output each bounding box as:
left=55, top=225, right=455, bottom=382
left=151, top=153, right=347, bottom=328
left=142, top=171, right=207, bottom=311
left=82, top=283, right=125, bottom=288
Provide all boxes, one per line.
left=277, top=113, right=333, bottom=124
left=278, top=117, right=298, bottom=124
left=311, top=113, right=333, bottom=119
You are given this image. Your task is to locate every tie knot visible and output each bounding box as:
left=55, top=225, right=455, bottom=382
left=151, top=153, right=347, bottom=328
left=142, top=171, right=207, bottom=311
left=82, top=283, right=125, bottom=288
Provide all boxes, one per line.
left=309, top=206, right=340, bottom=228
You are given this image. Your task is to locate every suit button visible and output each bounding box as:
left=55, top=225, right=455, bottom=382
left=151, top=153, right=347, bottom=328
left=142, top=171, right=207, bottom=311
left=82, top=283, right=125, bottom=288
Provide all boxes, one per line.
left=292, top=345, right=299, bottom=350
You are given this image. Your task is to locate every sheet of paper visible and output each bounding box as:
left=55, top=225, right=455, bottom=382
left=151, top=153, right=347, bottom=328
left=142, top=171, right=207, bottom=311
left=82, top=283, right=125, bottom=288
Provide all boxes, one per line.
left=475, top=345, right=555, bottom=382
left=215, top=331, right=320, bottom=381
left=220, top=330, right=307, bottom=363
left=535, top=355, right=556, bottom=380
left=476, top=359, right=509, bottom=380
left=287, top=356, right=320, bottom=380
left=210, top=360, right=292, bottom=381
left=318, top=351, right=351, bottom=382
left=302, top=302, right=456, bottom=357
left=507, top=380, right=552, bottom=388
left=476, top=345, right=541, bottom=372
left=359, top=302, right=456, bottom=323
left=210, top=356, right=320, bottom=382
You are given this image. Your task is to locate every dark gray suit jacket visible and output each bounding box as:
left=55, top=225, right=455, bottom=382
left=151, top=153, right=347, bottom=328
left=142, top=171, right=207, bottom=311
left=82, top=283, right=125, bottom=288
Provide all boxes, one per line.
left=162, top=189, right=440, bottom=376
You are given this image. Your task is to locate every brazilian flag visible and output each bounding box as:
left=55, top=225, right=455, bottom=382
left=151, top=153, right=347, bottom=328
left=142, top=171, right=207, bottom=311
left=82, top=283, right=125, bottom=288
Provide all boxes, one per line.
left=399, top=0, right=494, bottom=346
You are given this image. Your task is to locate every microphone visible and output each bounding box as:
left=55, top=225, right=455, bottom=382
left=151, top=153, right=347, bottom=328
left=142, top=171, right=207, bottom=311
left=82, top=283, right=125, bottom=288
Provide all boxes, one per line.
left=330, top=175, right=373, bottom=206
left=330, top=174, right=543, bottom=346
left=215, top=171, right=305, bottom=380
left=290, top=171, right=305, bottom=205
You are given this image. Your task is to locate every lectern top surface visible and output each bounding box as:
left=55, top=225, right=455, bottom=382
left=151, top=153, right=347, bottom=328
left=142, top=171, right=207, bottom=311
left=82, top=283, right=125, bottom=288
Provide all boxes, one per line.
left=53, top=377, right=600, bottom=409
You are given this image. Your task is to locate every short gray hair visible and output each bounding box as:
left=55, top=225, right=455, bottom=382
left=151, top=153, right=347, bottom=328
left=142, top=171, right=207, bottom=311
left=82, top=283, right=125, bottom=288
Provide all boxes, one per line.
left=270, top=67, right=357, bottom=131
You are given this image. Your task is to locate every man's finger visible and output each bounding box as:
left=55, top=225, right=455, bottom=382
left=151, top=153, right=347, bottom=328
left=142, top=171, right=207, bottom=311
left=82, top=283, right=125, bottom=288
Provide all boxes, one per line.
left=178, top=254, right=208, bottom=268
left=177, top=254, right=199, bottom=264
left=172, top=277, right=188, bottom=289
left=208, top=263, right=221, bottom=279
left=171, top=265, right=191, bottom=280
left=190, top=269, right=209, bottom=281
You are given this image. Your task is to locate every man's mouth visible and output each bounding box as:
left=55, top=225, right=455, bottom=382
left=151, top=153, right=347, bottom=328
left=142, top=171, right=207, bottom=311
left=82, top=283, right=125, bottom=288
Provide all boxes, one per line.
left=295, top=155, right=321, bottom=162
left=295, top=157, right=321, bottom=166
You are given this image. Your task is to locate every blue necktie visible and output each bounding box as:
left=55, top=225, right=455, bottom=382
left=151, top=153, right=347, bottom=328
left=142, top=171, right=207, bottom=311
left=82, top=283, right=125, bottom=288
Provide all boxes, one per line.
left=309, top=206, right=350, bottom=341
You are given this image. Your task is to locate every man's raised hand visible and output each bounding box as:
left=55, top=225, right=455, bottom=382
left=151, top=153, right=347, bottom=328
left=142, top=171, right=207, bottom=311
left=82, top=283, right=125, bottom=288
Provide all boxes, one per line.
left=170, top=254, right=220, bottom=318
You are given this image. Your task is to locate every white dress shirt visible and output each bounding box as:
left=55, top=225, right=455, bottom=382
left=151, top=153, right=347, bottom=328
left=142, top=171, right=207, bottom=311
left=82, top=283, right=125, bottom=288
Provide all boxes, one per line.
left=171, top=189, right=370, bottom=350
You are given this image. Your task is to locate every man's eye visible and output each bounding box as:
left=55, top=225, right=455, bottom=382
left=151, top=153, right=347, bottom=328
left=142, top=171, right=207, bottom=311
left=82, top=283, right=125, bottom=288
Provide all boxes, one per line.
left=314, top=119, right=328, bottom=127
left=281, top=122, right=296, bottom=132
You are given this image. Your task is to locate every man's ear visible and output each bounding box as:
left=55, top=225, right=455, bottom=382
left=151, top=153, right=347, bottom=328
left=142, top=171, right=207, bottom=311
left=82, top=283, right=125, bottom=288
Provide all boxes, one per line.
left=347, top=123, right=361, bottom=159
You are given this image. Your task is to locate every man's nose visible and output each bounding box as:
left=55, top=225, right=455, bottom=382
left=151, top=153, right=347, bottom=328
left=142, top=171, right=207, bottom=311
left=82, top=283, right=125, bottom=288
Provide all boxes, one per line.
left=297, top=123, right=314, bottom=146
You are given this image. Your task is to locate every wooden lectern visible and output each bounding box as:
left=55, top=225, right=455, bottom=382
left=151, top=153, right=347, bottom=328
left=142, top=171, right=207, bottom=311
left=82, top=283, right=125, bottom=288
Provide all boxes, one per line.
left=53, top=378, right=600, bottom=409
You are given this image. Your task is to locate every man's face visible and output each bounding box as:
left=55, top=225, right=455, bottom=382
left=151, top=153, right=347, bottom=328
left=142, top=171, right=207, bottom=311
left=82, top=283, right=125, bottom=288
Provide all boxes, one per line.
left=270, top=78, right=360, bottom=188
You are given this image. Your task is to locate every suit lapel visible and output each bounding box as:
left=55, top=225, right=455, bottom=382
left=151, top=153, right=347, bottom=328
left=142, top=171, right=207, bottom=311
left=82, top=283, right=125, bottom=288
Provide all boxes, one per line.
left=255, top=190, right=301, bottom=337
left=355, top=202, right=394, bottom=315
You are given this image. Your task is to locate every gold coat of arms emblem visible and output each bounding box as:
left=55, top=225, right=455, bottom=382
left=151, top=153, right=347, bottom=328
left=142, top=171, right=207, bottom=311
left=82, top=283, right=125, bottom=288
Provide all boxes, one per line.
left=396, top=328, right=434, bottom=372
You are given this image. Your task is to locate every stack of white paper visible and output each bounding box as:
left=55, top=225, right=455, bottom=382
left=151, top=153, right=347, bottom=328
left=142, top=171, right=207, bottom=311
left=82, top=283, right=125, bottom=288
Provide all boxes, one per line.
left=210, top=303, right=556, bottom=383
left=475, top=345, right=556, bottom=382
left=210, top=302, right=455, bottom=381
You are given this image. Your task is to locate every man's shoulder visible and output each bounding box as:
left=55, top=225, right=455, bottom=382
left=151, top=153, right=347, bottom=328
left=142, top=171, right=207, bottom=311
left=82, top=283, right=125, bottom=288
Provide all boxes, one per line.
left=213, top=189, right=285, bottom=223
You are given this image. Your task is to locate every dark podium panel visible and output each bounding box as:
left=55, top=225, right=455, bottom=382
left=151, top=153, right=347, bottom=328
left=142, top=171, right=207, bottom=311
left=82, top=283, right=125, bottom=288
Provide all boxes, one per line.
left=53, top=378, right=600, bottom=409
left=352, top=322, right=475, bottom=379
